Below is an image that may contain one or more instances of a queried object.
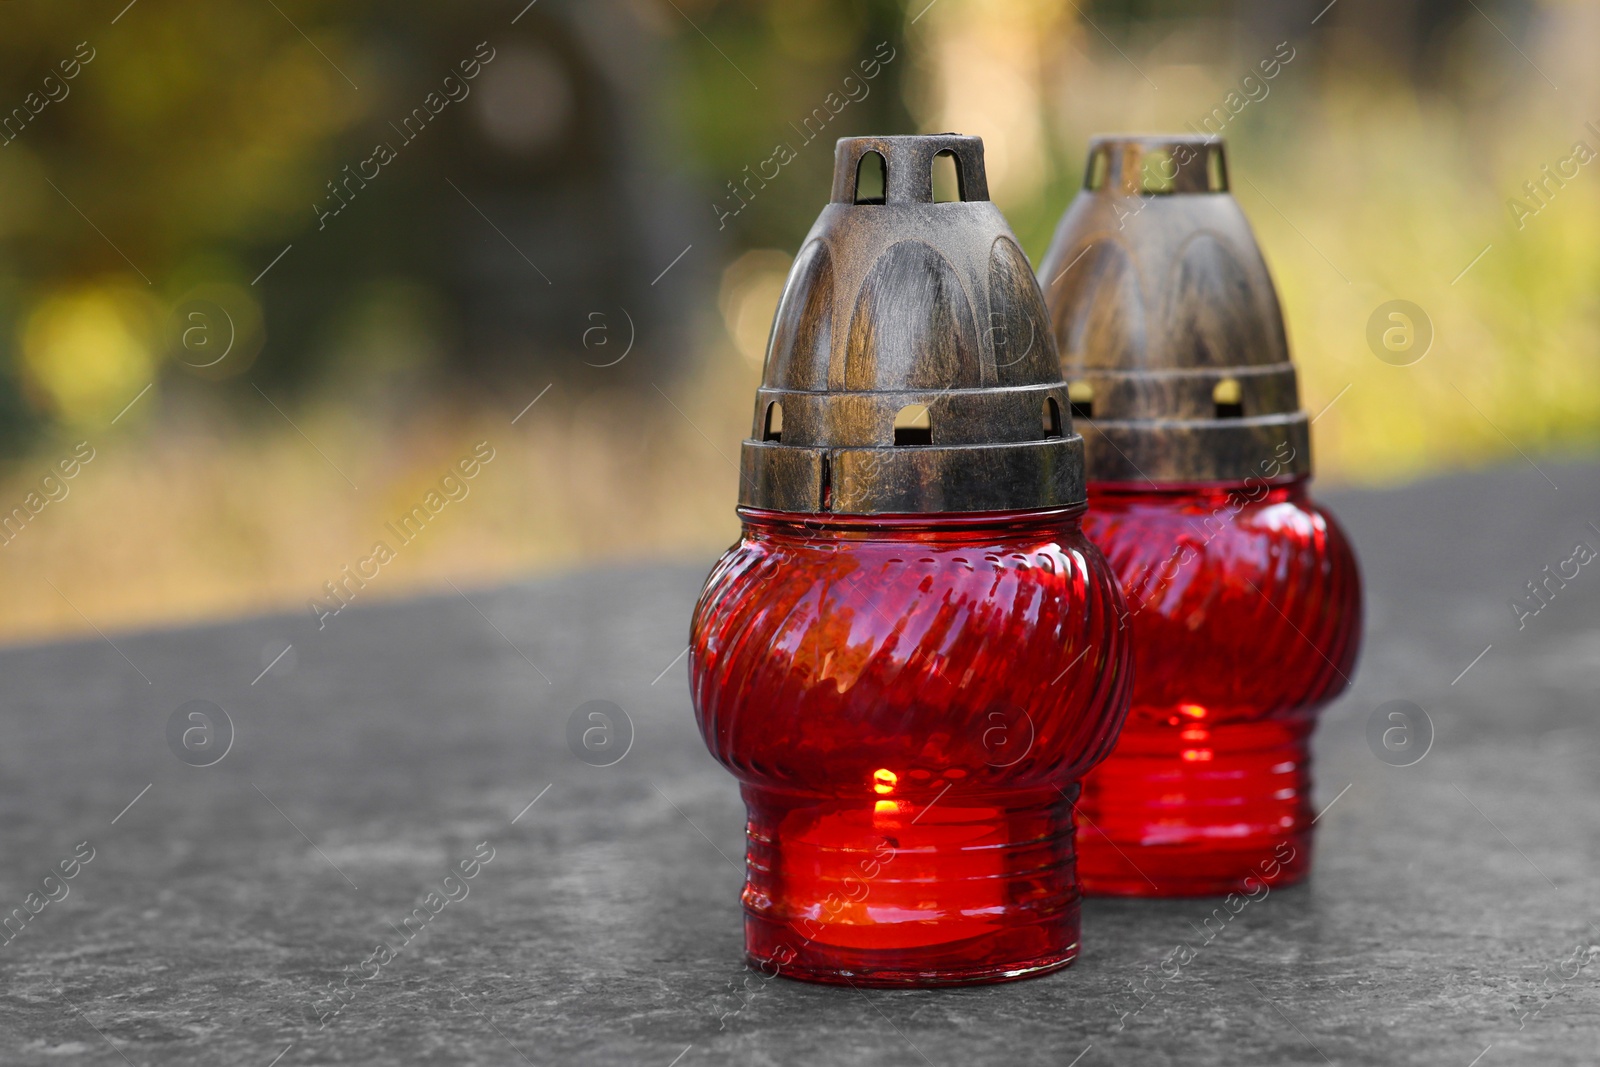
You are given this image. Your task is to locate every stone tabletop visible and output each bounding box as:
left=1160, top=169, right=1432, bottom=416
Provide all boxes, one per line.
left=1, top=459, right=1597, bottom=1066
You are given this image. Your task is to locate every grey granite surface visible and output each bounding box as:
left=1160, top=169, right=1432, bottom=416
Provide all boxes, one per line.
left=1, top=458, right=1597, bottom=1066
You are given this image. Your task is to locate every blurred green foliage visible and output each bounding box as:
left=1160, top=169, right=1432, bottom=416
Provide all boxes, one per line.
left=0, top=0, right=1597, bottom=642
left=0, top=0, right=374, bottom=433
left=0, top=0, right=916, bottom=446
left=672, top=0, right=911, bottom=248
left=0, top=0, right=1592, bottom=485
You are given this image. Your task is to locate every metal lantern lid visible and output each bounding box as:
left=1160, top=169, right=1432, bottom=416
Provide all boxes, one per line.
left=1037, top=134, right=1311, bottom=484
left=740, top=134, right=1085, bottom=515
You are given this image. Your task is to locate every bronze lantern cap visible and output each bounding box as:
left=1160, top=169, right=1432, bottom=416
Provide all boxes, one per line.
left=1037, top=134, right=1311, bottom=484
left=740, top=134, right=1085, bottom=515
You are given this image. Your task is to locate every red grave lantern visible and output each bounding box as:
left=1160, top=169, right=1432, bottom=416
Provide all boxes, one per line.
left=689, top=135, right=1131, bottom=985
left=1039, top=135, right=1364, bottom=897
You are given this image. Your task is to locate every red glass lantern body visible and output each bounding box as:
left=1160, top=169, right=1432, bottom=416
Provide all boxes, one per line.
left=1075, top=477, right=1361, bottom=897
left=690, top=507, right=1130, bottom=986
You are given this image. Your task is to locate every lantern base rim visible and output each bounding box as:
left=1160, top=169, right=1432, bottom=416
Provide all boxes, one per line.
left=1077, top=831, right=1312, bottom=897
left=743, top=910, right=1079, bottom=988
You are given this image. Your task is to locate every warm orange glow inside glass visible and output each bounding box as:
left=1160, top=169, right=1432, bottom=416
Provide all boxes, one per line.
left=872, top=768, right=897, bottom=795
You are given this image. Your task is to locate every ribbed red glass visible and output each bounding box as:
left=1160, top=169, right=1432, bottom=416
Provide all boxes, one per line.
left=1076, top=477, right=1362, bottom=896
left=689, top=507, right=1130, bottom=986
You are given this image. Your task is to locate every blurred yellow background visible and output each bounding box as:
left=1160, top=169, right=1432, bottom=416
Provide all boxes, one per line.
left=1, top=0, right=1595, bottom=642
